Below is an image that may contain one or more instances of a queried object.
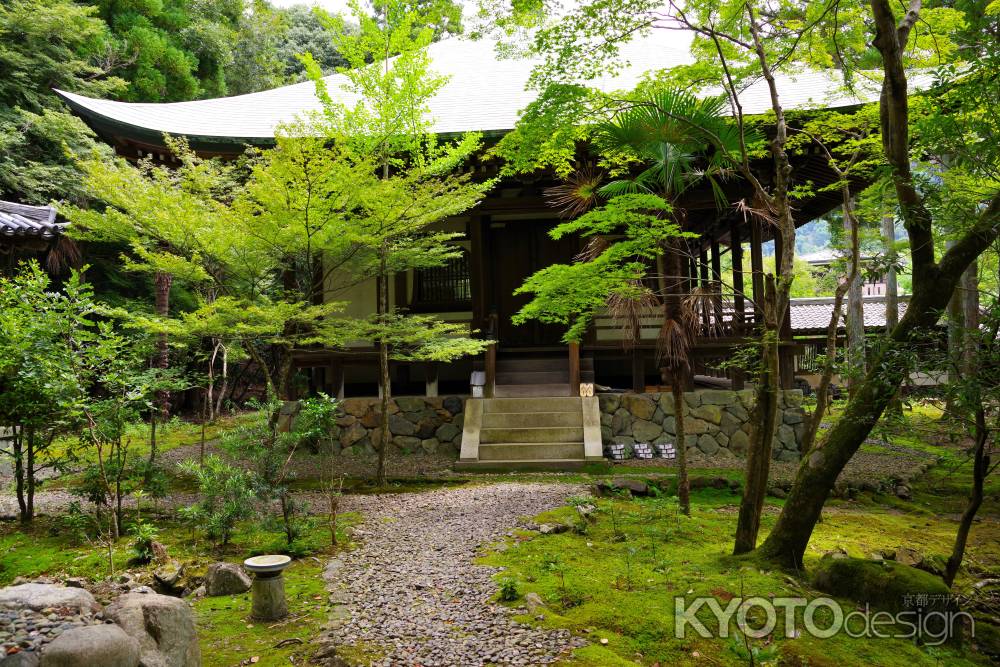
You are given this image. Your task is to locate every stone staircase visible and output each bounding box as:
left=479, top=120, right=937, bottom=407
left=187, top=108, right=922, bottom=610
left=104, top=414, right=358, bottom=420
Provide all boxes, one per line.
left=493, top=356, right=594, bottom=398
left=456, top=396, right=604, bottom=471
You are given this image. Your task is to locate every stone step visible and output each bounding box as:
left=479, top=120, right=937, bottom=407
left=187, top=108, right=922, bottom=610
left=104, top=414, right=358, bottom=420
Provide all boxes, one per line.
left=478, top=442, right=586, bottom=461
left=494, top=384, right=573, bottom=398
left=480, top=426, right=584, bottom=444
left=482, top=396, right=582, bottom=413
left=481, top=411, right=583, bottom=428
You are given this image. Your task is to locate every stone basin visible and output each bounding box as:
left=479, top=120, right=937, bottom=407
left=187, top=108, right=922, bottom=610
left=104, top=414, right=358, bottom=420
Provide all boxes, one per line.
left=243, top=554, right=292, bottom=575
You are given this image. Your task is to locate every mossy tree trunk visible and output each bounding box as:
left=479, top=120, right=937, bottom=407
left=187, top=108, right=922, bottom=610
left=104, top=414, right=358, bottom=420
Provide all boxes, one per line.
left=756, top=0, right=1000, bottom=568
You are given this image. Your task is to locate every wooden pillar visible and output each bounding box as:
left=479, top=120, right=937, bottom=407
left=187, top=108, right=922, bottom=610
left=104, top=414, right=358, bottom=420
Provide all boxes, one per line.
left=327, top=359, right=345, bottom=399
left=425, top=362, right=439, bottom=397
left=710, top=238, right=722, bottom=283
left=568, top=341, right=580, bottom=396
left=730, top=221, right=746, bottom=390
left=773, top=227, right=795, bottom=390
left=631, top=348, right=645, bottom=393
left=394, top=272, right=408, bottom=308
left=485, top=342, right=496, bottom=398
left=699, top=247, right=710, bottom=330
left=469, top=215, right=487, bottom=328
left=749, top=219, right=764, bottom=324
left=731, top=220, right=746, bottom=329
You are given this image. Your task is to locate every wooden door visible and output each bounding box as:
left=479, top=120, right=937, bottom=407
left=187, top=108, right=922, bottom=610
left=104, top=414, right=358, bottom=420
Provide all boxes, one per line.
left=488, top=221, right=578, bottom=347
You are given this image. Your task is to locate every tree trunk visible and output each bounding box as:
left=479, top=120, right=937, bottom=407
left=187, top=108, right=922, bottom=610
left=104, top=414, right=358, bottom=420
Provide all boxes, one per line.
left=844, top=209, right=865, bottom=397
left=26, top=429, right=35, bottom=523
left=754, top=0, right=1000, bottom=569
left=944, top=405, right=989, bottom=588
left=802, top=283, right=848, bottom=454
left=757, top=267, right=986, bottom=567
left=883, top=213, right=902, bottom=417
left=945, top=241, right=964, bottom=419
left=13, top=426, right=27, bottom=524
left=672, top=382, right=689, bottom=515
left=376, top=254, right=392, bottom=487
left=734, top=275, right=780, bottom=554
left=150, top=270, right=173, bottom=468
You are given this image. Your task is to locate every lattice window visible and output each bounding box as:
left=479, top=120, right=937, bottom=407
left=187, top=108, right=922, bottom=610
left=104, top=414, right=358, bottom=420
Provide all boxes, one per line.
left=413, top=252, right=471, bottom=307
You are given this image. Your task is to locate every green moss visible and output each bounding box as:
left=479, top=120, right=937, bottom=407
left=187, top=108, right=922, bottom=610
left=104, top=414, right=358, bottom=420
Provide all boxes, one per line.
left=484, top=489, right=991, bottom=666
left=194, top=559, right=330, bottom=667
left=812, top=557, right=953, bottom=612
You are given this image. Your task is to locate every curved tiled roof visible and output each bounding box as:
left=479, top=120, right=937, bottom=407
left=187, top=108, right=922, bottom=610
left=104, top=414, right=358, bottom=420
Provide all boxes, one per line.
left=55, top=34, right=884, bottom=142
left=0, top=201, right=64, bottom=240
left=789, top=295, right=910, bottom=333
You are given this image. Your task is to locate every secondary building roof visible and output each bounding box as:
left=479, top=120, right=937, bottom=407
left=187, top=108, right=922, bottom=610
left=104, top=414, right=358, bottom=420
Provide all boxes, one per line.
left=0, top=201, right=65, bottom=241
left=55, top=34, right=886, bottom=145
left=789, top=295, right=910, bottom=334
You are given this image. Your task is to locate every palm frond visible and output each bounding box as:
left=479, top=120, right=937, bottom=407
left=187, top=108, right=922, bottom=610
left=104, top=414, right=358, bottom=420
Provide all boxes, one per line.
left=545, top=167, right=605, bottom=217
left=607, top=284, right=659, bottom=351
left=656, top=317, right=690, bottom=370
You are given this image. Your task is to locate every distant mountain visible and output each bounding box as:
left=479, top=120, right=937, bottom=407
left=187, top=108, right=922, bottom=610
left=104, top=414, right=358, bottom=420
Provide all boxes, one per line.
left=761, top=219, right=832, bottom=256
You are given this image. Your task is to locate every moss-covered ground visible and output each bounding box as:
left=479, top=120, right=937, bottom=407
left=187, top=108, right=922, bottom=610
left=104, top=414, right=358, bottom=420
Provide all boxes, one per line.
left=2, top=403, right=997, bottom=665
left=478, top=406, right=1000, bottom=667
left=0, top=514, right=358, bottom=667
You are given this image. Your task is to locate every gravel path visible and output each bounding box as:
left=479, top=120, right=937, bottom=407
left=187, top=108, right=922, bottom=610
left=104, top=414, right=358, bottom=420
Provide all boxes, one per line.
left=321, top=483, right=586, bottom=666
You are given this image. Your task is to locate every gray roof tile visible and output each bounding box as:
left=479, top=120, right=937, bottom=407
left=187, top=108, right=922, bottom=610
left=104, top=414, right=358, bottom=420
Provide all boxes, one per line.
left=0, top=201, right=64, bottom=240
left=55, top=35, right=894, bottom=141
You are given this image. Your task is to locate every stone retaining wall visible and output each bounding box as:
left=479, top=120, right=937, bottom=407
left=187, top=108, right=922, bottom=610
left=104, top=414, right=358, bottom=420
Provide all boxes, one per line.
left=330, top=396, right=465, bottom=457
left=597, top=389, right=807, bottom=461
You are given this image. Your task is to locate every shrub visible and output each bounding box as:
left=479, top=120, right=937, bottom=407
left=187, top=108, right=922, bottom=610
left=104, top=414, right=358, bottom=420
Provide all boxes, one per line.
left=179, top=455, right=255, bottom=546
left=129, top=520, right=159, bottom=563
left=498, top=578, right=520, bottom=602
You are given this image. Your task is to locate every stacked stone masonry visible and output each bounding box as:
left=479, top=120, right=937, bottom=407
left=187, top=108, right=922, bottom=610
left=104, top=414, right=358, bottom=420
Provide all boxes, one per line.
left=597, top=389, right=807, bottom=462
left=328, top=396, right=465, bottom=458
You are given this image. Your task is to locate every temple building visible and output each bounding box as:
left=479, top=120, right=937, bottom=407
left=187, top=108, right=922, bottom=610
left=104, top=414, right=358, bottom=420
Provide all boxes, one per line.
left=58, top=35, right=889, bottom=467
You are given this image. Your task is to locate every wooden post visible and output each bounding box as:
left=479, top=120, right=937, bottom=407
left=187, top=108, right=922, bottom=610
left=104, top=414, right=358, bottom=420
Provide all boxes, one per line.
left=327, top=359, right=345, bottom=400
left=631, top=348, right=645, bottom=393
left=485, top=343, right=496, bottom=398
left=469, top=215, right=486, bottom=328
left=425, top=361, right=439, bottom=397
left=568, top=341, right=580, bottom=396
left=749, top=219, right=764, bottom=324
left=730, top=221, right=746, bottom=390
left=731, top=220, right=746, bottom=330
left=710, top=237, right=722, bottom=283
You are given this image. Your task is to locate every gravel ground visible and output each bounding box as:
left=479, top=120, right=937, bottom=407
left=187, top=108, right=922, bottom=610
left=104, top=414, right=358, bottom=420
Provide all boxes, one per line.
left=320, top=483, right=587, bottom=666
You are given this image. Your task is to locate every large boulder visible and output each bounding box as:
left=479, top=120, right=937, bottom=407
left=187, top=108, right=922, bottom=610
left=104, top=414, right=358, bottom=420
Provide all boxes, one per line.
left=631, top=419, right=662, bottom=442
left=811, top=556, right=954, bottom=614
left=387, top=413, right=416, bottom=436
left=39, top=625, right=140, bottom=667
left=104, top=593, right=200, bottom=667
left=442, top=396, right=463, bottom=416
left=435, top=423, right=460, bottom=443
left=621, top=394, right=656, bottom=420
left=0, top=584, right=99, bottom=615
left=203, top=563, right=251, bottom=597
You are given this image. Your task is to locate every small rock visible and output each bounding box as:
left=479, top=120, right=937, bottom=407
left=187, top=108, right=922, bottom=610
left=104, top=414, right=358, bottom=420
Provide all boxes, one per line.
left=538, top=524, right=568, bottom=535
left=204, top=563, right=251, bottom=597
left=524, top=593, right=545, bottom=613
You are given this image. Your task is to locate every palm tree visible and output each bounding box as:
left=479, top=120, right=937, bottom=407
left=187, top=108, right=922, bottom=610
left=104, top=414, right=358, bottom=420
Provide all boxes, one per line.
left=560, top=89, right=746, bottom=514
